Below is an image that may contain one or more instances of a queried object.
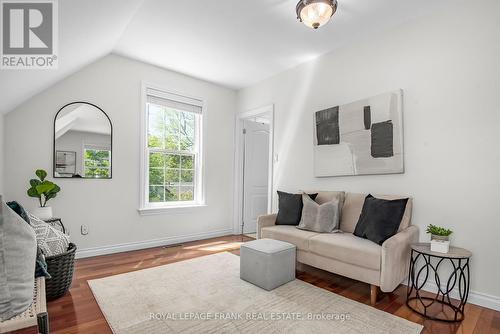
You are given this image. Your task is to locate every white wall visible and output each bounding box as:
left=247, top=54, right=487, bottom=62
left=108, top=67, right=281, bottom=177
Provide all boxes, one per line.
left=4, top=54, right=237, bottom=255
left=0, top=114, right=4, bottom=195
left=237, top=1, right=500, bottom=303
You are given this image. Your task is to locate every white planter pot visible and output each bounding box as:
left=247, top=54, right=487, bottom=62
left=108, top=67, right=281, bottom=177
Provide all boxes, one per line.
left=32, top=206, right=53, bottom=220
left=430, top=239, right=450, bottom=253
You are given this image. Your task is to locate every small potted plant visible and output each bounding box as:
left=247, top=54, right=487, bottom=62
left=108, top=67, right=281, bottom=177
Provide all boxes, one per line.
left=27, top=169, right=61, bottom=220
left=426, top=224, right=453, bottom=253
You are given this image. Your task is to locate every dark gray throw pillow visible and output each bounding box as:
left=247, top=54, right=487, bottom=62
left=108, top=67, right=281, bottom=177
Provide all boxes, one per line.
left=276, top=191, right=318, bottom=226
left=353, top=194, right=408, bottom=245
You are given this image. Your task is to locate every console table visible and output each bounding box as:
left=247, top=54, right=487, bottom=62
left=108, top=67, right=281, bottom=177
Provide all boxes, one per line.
left=406, top=243, right=472, bottom=322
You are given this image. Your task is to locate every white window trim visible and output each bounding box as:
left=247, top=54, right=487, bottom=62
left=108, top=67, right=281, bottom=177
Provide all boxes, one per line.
left=139, top=81, right=206, bottom=215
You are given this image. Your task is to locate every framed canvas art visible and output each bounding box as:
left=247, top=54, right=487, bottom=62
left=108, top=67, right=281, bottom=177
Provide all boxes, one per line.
left=314, top=90, right=404, bottom=177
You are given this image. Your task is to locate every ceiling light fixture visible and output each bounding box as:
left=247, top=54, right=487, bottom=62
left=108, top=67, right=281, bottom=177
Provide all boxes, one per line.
left=296, top=0, right=338, bottom=29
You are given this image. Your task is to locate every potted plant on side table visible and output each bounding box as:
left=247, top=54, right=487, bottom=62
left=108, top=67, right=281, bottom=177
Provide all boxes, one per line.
left=27, top=169, right=61, bottom=220
left=426, top=224, right=453, bottom=253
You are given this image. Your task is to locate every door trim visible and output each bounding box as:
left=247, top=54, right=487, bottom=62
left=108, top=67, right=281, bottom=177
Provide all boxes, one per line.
left=233, top=104, right=275, bottom=235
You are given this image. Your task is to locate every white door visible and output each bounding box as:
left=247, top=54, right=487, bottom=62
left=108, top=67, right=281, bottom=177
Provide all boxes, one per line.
left=243, top=120, right=270, bottom=234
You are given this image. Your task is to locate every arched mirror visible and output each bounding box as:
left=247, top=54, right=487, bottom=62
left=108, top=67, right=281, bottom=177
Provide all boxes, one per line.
left=54, top=102, right=112, bottom=179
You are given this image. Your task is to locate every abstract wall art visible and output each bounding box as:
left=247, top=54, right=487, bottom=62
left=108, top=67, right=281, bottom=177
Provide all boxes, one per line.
left=313, top=90, right=404, bottom=177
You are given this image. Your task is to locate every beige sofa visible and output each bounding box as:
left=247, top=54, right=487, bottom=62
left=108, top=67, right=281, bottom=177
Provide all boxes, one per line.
left=257, top=191, right=419, bottom=305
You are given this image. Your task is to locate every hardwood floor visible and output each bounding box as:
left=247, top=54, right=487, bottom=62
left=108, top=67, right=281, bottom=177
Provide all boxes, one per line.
left=11, top=235, right=500, bottom=334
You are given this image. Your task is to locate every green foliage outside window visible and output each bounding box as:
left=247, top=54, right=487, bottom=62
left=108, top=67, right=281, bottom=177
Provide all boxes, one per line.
left=84, top=149, right=111, bottom=178
left=147, top=104, right=197, bottom=203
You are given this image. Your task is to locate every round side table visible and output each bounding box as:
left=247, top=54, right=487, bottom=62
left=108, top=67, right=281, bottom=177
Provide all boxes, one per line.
left=406, top=243, right=472, bottom=322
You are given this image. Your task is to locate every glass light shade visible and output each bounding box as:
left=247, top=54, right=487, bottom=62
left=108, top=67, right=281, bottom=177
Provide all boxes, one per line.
left=297, top=0, right=337, bottom=29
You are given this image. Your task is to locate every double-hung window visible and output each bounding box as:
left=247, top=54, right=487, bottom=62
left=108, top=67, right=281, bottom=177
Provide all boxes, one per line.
left=141, top=86, right=204, bottom=210
left=84, top=145, right=111, bottom=178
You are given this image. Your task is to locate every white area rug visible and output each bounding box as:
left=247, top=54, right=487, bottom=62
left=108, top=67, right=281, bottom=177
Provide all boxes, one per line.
left=89, top=252, right=422, bottom=334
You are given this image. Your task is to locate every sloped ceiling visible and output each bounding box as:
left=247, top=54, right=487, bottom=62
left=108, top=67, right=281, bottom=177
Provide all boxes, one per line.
left=0, top=0, right=451, bottom=114
left=0, top=0, right=144, bottom=114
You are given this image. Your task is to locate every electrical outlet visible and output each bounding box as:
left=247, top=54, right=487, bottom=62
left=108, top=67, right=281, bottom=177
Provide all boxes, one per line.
left=81, top=224, right=89, bottom=235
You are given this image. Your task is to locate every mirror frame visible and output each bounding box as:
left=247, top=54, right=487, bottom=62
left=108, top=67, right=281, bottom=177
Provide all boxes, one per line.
left=53, top=101, right=113, bottom=179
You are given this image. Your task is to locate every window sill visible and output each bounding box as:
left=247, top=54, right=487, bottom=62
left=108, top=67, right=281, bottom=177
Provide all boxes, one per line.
left=138, top=204, right=207, bottom=216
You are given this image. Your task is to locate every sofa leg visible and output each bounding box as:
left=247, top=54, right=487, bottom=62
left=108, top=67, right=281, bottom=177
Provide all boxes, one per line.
left=37, top=312, right=49, bottom=334
left=370, top=285, right=378, bottom=306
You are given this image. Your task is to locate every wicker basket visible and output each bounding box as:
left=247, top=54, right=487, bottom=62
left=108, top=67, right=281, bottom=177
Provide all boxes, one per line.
left=45, top=243, right=77, bottom=301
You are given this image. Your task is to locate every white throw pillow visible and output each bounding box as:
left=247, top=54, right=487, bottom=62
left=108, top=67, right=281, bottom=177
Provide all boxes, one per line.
left=28, top=213, right=69, bottom=257
left=297, top=194, right=340, bottom=233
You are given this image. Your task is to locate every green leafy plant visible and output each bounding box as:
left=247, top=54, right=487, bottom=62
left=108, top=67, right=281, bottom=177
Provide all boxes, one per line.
left=27, top=169, right=61, bottom=207
left=426, top=224, right=453, bottom=237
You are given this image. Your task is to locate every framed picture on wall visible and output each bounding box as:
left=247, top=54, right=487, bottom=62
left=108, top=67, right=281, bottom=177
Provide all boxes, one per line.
left=55, top=151, right=77, bottom=176
left=313, top=90, right=404, bottom=177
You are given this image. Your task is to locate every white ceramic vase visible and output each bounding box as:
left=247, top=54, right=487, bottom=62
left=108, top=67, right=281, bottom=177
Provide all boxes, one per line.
left=33, top=206, right=53, bottom=220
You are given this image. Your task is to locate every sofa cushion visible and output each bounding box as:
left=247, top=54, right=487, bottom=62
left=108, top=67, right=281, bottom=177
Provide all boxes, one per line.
left=297, top=194, right=340, bottom=233
left=0, top=200, right=37, bottom=321
left=307, top=191, right=345, bottom=219
left=276, top=191, right=318, bottom=226
left=340, top=192, right=413, bottom=233
left=308, top=233, right=382, bottom=270
left=353, top=194, right=409, bottom=245
left=260, top=225, right=319, bottom=251
left=313, top=191, right=345, bottom=206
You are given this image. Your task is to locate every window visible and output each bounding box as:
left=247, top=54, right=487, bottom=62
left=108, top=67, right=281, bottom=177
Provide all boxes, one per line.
left=141, top=86, right=203, bottom=210
left=83, top=146, right=111, bottom=178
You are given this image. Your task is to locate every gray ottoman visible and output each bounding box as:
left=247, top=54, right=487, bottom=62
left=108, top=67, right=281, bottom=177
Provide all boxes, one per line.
left=240, top=238, right=296, bottom=291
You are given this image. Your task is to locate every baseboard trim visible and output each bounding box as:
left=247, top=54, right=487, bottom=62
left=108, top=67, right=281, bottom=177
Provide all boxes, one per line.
left=75, top=229, right=234, bottom=259
left=403, top=280, right=500, bottom=311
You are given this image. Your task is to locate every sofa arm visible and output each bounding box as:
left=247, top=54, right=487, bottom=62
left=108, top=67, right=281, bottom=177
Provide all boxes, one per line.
left=380, top=225, right=419, bottom=292
left=257, top=214, right=277, bottom=239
